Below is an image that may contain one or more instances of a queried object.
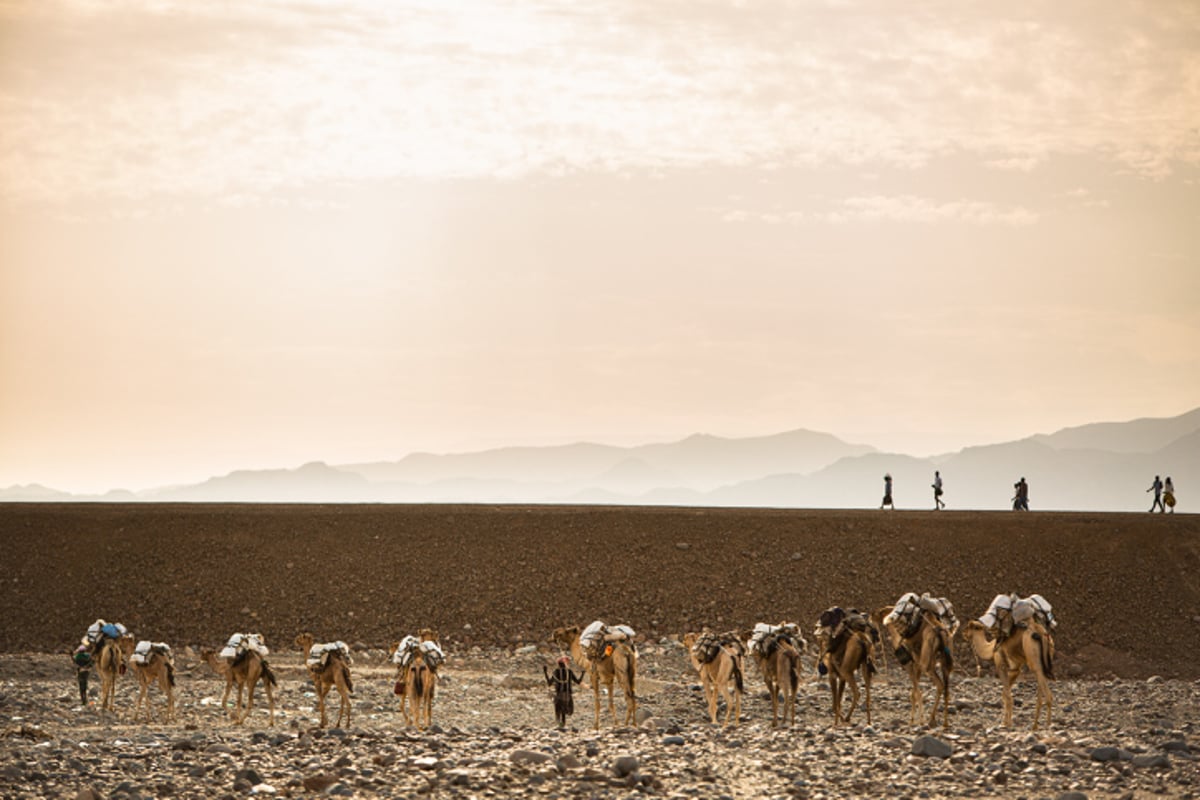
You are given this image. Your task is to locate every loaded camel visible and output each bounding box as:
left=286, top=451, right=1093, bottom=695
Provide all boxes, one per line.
left=881, top=611, right=953, bottom=729
left=129, top=643, right=176, bottom=723
left=201, top=645, right=277, bottom=726
left=552, top=625, right=638, bottom=729
left=404, top=649, right=438, bottom=730
left=390, top=628, right=441, bottom=725
left=745, top=625, right=806, bottom=728
left=95, top=634, right=134, bottom=713
left=962, top=620, right=1054, bottom=730
left=683, top=632, right=745, bottom=729
left=767, top=638, right=803, bottom=728
left=294, top=633, right=353, bottom=729
left=816, top=623, right=875, bottom=727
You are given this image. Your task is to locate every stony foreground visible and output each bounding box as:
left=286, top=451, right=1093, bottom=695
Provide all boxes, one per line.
left=0, top=645, right=1196, bottom=800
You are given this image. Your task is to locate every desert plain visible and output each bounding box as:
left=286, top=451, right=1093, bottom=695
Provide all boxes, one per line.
left=0, top=503, right=1197, bottom=799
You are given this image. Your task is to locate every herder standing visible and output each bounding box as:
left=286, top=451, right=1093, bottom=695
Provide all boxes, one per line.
left=543, top=657, right=583, bottom=728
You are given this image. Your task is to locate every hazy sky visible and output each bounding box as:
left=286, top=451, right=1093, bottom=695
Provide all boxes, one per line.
left=2, top=0, right=1199, bottom=493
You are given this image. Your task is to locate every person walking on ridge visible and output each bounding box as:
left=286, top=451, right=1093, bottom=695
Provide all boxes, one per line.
left=932, top=471, right=945, bottom=510
left=1163, top=476, right=1176, bottom=513
left=881, top=473, right=894, bottom=510
left=1013, top=477, right=1029, bottom=511
left=1147, top=475, right=1165, bottom=513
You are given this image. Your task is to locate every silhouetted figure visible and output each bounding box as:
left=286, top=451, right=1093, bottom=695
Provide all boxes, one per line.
left=1164, top=477, right=1176, bottom=513
left=932, top=471, right=945, bottom=510
left=1012, top=477, right=1029, bottom=511
left=881, top=473, right=894, bottom=510
left=543, top=657, right=583, bottom=728
left=1147, top=475, right=1164, bottom=513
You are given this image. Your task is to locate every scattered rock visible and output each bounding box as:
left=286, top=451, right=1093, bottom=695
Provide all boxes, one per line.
left=510, top=750, right=553, bottom=766
left=613, top=755, right=639, bottom=777
left=912, top=736, right=952, bottom=758
left=301, top=774, right=338, bottom=792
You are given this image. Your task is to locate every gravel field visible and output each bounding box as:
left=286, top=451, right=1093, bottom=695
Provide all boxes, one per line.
left=0, top=503, right=1197, bottom=798
left=0, top=647, right=1196, bottom=799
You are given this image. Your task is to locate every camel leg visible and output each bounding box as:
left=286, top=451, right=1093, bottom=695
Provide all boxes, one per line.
left=265, top=677, right=276, bottom=727
left=134, top=679, right=146, bottom=722
left=605, top=676, right=618, bottom=726
left=317, top=681, right=329, bottom=728
left=242, top=678, right=257, bottom=725
left=843, top=671, right=860, bottom=723
left=862, top=665, right=873, bottom=726
left=624, top=670, right=637, bottom=727
left=1033, top=672, right=1052, bottom=731
left=829, top=675, right=842, bottom=726
left=590, top=670, right=602, bottom=730
left=769, top=676, right=780, bottom=727
left=926, top=672, right=941, bottom=729
left=164, top=673, right=175, bottom=724
left=1001, top=670, right=1015, bottom=727
left=225, top=678, right=238, bottom=721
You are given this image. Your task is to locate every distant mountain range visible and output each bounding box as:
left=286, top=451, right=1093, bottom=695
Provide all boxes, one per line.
left=3, top=408, right=1197, bottom=511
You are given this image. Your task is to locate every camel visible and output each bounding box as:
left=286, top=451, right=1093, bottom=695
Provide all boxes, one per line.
left=201, top=646, right=277, bottom=726
left=95, top=634, right=134, bottom=713
left=129, top=643, right=176, bottom=723
left=962, top=620, right=1054, bottom=730
left=683, top=632, right=744, bottom=728
left=552, top=625, right=638, bottom=729
left=404, top=650, right=438, bottom=730
left=745, top=627, right=805, bottom=728
left=295, top=633, right=353, bottom=729
left=390, top=629, right=442, bottom=723
left=821, top=629, right=875, bottom=727
left=882, top=611, right=953, bottom=730
left=768, top=639, right=803, bottom=727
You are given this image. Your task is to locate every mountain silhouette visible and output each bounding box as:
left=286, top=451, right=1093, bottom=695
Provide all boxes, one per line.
left=3, top=408, right=1196, bottom=511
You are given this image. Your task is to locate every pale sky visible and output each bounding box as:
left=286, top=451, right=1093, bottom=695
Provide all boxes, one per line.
left=2, top=0, right=1198, bottom=493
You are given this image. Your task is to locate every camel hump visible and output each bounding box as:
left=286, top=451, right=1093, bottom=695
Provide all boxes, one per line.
left=129, top=641, right=172, bottom=665
left=392, top=635, right=420, bottom=666
left=418, top=640, right=445, bottom=669
left=306, top=641, right=351, bottom=669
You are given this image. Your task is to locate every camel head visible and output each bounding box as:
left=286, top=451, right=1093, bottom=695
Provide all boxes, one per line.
left=551, top=626, right=579, bottom=648
left=294, top=632, right=315, bottom=653
left=198, top=647, right=227, bottom=674
left=682, top=632, right=699, bottom=650
left=418, top=628, right=439, bottom=643
left=961, top=619, right=987, bottom=639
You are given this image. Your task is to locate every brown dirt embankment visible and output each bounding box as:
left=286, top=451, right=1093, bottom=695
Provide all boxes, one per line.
left=1, top=504, right=1197, bottom=678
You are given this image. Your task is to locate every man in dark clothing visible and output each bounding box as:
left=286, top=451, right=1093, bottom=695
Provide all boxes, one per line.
left=73, top=643, right=93, bottom=706
left=543, top=657, right=584, bottom=728
left=1147, top=475, right=1164, bottom=513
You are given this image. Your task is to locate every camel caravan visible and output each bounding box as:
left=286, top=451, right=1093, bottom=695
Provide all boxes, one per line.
left=70, top=592, right=1057, bottom=732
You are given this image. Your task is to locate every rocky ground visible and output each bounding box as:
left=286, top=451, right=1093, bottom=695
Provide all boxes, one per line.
left=1, top=503, right=1198, bottom=798
left=0, top=645, right=1196, bottom=799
